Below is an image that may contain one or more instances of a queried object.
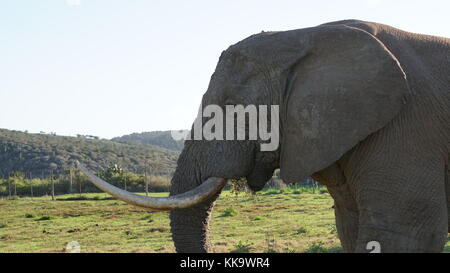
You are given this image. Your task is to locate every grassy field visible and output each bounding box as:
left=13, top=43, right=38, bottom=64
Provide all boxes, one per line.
left=0, top=187, right=449, bottom=253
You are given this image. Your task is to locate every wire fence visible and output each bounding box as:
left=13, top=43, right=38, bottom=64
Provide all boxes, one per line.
left=0, top=169, right=171, bottom=197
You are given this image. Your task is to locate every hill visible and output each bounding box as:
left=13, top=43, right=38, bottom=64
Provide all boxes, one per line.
left=111, top=130, right=188, bottom=151
left=0, top=129, right=179, bottom=178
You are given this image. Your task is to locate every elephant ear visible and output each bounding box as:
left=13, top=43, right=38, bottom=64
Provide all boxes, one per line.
left=279, top=25, right=410, bottom=183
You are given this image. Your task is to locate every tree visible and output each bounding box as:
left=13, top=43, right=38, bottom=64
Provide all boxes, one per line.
left=103, top=164, right=124, bottom=179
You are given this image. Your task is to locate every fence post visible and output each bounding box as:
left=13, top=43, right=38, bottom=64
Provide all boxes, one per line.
left=69, top=168, right=73, bottom=193
left=144, top=161, right=148, bottom=196
left=29, top=173, right=33, bottom=197
left=51, top=170, right=55, bottom=201
left=13, top=176, right=17, bottom=196
left=79, top=174, right=82, bottom=196
left=8, top=177, right=11, bottom=198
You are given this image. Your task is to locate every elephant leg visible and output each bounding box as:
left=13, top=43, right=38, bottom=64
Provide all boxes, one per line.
left=313, top=162, right=359, bottom=252
left=329, top=185, right=359, bottom=253
left=446, top=162, right=450, bottom=233
left=355, top=202, right=447, bottom=253
left=351, top=160, right=448, bottom=252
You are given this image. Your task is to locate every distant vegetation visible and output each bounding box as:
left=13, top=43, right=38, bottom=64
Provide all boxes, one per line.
left=0, top=128, right=179, bottom=184
left=111, top=130, right=187, bottom=151
left=0, top=167, right=171, bottom=197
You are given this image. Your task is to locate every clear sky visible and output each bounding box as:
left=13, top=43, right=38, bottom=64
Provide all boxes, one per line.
left=1, top=0, right=448, bottom=139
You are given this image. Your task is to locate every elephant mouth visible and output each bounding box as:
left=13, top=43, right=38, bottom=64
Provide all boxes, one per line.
left=246, top=166, right=277, bottom=192
left=76, top=162, right=227, bottom=211
left=246, top=172, right=272, bottom=192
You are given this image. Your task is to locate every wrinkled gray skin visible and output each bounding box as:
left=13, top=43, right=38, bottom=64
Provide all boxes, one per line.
left=169, top=20, right=450, bottom=253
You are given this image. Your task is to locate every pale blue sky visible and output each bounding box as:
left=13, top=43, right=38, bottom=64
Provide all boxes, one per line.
left=1, top=0, right=448, bottom=139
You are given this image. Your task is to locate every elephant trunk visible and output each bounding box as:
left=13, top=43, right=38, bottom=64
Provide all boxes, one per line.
left=169, top=141, right=222, bottom=252
left=169, top=198, right=218, bottom=252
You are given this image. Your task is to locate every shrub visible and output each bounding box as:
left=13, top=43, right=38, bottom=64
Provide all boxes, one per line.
left=220, top=207, right=238, bottom=217
left=305, top=241, right=342, bottom=253
left=231, top=241, right=253, bottom=253
left=228, top=178, right=248, bottom=196
left=140, top=215, right=154, bottom=222
left=329, top=224, right=337, bottom=234
left=295, top=227, right=308, bottom=235
left=36, top=216, right=53, bottom=221
left=147, top=176, right=171, bottom=192
left=305, top=242, right=327, bottom=253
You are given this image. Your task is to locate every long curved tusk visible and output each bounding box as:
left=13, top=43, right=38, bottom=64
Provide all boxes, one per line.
left=76, top=162, right=227, bottom=211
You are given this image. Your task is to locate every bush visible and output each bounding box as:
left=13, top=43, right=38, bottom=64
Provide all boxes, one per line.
left=147, top=176, right=171, bottom=192
left=231, top=241, right=253, bottom=253
left=220, top=207, right=238, bottom=217
left=140, top=215, right=154, bottom=222
left=305, top=242, right=327, bottom=253
left=329, top=224, right=337, bottom=234
left=0, top=171, right=172, bottom=197
left=305, top=241, right=342, bottom=253
left=36, top=216, right=53, bottom=221
left=295, top=227, right=308, bottom=235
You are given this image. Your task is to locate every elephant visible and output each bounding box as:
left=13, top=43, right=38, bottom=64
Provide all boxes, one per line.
left=78, top=19, right=450, bottom=253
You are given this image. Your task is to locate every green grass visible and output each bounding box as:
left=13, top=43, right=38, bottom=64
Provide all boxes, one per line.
left=0, top=189, right=449, bottom=253
left=219, top=207, right=238, bottom=217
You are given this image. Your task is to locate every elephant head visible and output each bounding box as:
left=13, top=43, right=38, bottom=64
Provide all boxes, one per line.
left=79, top=24, right=410, bottom=252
